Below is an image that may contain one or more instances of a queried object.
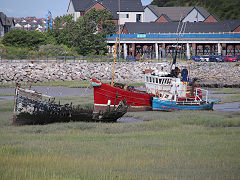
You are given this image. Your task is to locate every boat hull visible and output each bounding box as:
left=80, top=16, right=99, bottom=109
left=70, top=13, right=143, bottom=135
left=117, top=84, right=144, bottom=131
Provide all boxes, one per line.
left=92, top=79, right=153, bottom=112
left=152, top=98, right=214, bottom=111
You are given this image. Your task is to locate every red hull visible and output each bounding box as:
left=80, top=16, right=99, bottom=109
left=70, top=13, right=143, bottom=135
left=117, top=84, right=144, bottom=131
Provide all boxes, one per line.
left=92, top=79, right=153, bottom=112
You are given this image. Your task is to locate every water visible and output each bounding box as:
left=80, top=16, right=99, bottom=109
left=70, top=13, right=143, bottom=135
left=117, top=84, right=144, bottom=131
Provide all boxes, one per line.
left=214, top=102, right=240, bottom=112
left=0, top=96, right=13, bottom=101
left=118, top=117, right=144, bottom=123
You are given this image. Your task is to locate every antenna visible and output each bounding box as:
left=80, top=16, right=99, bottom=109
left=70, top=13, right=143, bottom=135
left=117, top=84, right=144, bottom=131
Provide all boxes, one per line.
left=170, top=14, right=187, bottom=77
left=118, top=0, right=121, bottom=60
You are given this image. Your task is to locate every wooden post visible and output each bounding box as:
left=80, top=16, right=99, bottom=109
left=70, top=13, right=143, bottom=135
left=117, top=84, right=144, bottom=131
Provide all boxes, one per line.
left=13, top=83, right=19, bottom=125
left=111, top=37, right=118, bottom=87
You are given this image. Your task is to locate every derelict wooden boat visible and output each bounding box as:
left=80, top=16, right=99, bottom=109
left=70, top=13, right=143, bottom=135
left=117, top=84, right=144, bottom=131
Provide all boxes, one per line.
left=13, top=85, right=130, bottom=125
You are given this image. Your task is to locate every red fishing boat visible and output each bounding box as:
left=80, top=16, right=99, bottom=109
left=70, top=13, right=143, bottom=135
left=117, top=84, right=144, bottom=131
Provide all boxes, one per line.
left=92, top=79, right=154, bottom=112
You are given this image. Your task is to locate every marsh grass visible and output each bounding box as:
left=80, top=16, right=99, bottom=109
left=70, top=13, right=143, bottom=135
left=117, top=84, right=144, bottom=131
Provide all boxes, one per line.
left=0, top=100, right=14, bottom=112
left=219, top=94, right=240, bottom=104
left=128, top=110, right=240, bottom=128
left=212, top=88, right=240, bottom=94
left=210, top=88, right=240, bottom=103
left=0, top=80, right=145, bottom=88
left=0, top=96, right=240, bottom=179
left=0, top=81, right=92, bottom=88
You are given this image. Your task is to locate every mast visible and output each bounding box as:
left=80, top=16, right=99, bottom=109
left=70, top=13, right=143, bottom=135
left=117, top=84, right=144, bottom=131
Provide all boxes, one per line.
left=170, top=15, right=186, bottom=77
left=118, top=0, right=121, bottom=59
left=111, top=0, right=121, bottom=86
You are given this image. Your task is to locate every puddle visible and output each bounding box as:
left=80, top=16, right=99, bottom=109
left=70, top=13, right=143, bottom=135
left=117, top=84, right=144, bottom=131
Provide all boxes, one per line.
left=0, top=96, right=13, bottom=101
left=214, top=102, right=240, bottom=112
left=117, top=117, right=144, bottom=123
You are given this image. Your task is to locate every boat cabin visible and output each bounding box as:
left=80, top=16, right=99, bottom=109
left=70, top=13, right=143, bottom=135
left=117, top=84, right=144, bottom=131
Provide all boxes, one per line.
left=145, top=73, right=188, bottom=99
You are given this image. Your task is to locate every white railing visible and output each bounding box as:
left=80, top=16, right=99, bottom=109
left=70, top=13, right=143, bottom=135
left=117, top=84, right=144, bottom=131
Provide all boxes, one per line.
left=195, top=88, right=208, bottom=102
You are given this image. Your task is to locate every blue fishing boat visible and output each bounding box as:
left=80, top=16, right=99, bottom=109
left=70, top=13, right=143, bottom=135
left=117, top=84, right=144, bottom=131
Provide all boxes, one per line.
left=152, top=99, right=215, bottom=111
left=145, top=47, right=217, bottom=111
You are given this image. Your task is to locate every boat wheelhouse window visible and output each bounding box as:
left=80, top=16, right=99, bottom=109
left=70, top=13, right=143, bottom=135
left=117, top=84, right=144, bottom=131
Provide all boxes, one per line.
left=153, top=78, right=155, bottom=83
left=146, top=76, right=149, bottom=82
left=156, top=78, right=158, bottom=84
left=149, top=77, right=152, bottom=82
left=159, top=79, right=162, bottom=84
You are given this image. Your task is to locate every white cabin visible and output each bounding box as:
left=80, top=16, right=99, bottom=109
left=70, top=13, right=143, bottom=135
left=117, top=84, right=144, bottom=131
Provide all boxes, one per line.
left=145, top=74, right=187, bottom=100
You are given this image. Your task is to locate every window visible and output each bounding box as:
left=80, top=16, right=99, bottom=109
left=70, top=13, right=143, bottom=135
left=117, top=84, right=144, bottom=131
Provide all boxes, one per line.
left=153, top=78, right=155, bottom=83
left=159, top=79, right=162, bottom=84
left=126, top=14, right=129, bottom=18
left=146, top=76, right=149, bottom=82
left=149, top=77, right=152, bottom=83
left=156, top=78, right=158, bottom=84
left=136, top=14, right=141, bottom=22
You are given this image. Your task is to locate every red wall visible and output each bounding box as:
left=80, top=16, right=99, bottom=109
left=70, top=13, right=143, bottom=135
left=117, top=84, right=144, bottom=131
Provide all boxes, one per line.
left=86, top=3, right=109, bottom=13
left=233, top=25, right=240, bottom=32
left=204, top=15, right=219, bottom=23
left=121, top=25, right=129, bottom=34
left=155, top=15, right=169, bottom=23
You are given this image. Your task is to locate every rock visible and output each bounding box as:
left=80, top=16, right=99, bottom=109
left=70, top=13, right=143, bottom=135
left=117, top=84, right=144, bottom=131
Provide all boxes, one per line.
left=0, top=61, right=240, bottom=87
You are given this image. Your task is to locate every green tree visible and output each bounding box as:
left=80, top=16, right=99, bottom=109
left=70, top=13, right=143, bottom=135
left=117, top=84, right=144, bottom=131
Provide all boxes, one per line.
left=2, top=29, right=45, bottom=49
left=49, top=9, right=115, bottom=56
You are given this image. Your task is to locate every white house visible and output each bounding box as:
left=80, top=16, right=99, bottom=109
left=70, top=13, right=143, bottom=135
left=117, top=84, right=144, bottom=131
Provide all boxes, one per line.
left=67, top=0, right=144, bottom=25
left=143, top=5, right=210, bottom=23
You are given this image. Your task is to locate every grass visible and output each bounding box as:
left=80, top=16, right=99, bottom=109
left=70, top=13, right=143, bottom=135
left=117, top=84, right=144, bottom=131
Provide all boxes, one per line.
left=0, top=92, right=15, bottom=96
left=211, top=88, right=240, bottom=104
left=0, top=80, right=92, bottom=88
left=0, top=80, right=145, bottom=88
left=212, top=88, right=240, bottom=94
left=219, top=94, right=240, bottom=104
left=0, top=88, right=240, bottom=179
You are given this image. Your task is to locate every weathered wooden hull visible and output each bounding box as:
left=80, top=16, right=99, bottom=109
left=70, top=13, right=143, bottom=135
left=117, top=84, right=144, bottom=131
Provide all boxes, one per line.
left=14, top=86, right=129, bottom=125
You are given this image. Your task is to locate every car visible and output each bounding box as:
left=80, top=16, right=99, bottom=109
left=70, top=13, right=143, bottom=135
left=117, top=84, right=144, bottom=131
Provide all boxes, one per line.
left=200, top=55, right=210, bottom=62
left=222, top=55, right=237, bottom=62
left=209, top=55, right=223, bottom=62
left=190, top=56, right=201, bottom=62
left=235, top=54, right=240, bottom=61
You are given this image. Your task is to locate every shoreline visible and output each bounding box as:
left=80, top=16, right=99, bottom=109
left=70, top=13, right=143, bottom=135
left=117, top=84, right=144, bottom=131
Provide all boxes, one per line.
left=0, top=61, right=240, bottom=88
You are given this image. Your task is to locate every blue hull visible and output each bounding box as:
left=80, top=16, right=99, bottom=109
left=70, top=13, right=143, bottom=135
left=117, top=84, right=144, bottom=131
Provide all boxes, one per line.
left=152, top=98, right=214, bottom=111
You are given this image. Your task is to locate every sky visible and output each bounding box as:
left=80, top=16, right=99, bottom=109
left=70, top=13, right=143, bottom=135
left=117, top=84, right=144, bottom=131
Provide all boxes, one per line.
left=0, top=0, right=153, bottom=18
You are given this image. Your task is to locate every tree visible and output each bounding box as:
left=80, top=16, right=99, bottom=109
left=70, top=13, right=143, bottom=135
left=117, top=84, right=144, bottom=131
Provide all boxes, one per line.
left=2, top=29, right=45, bottom=49
left=49, top=9, right=115, bottom=56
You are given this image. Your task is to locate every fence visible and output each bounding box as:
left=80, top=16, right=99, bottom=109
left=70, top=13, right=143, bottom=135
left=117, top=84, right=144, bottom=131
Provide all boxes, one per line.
left=0, top=55, right=165, bottom=63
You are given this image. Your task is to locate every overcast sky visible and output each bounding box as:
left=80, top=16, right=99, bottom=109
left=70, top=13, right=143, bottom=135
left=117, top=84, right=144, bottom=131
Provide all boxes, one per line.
left=0, top=0, right=153, bottom=18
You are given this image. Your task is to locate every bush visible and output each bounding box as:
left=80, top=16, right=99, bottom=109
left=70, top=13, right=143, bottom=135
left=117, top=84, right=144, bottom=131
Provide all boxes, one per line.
left=38, top=44, right=66, bottom=56
left=0, top=43, right=6, bottom=54
left=2, top=29, right=46, bottom=49
left=1, top=46, right=30, bottom=58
